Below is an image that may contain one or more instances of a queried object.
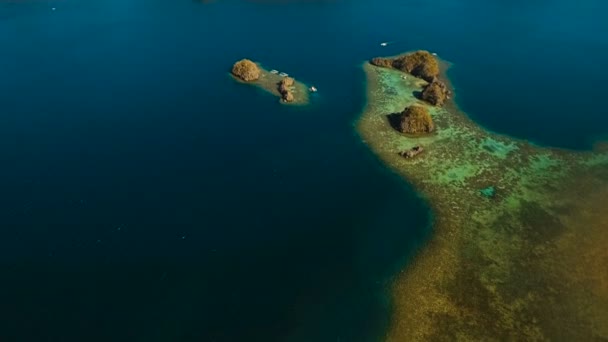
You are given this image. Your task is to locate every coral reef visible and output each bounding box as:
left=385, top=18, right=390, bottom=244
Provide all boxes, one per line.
left=231, top=59, right=260, bottom=82
left=358, top=60, right=608, bottom=341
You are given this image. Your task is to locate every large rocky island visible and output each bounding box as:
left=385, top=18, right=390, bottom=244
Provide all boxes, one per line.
left=231, top=59, right=310, bottom=105
left=358, top=51, right=608, bottom=340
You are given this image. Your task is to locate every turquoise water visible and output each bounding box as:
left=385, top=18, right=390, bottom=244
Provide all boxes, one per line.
left=0, top=0, right=606, bottom=341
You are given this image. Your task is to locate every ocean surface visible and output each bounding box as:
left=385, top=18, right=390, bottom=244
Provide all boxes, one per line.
left=0, top=0, right=606, bottom=341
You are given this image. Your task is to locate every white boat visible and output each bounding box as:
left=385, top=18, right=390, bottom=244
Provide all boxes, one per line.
left=310, top=86, right=317, bottom=92
left=380, top=42, right=388, bottom=46
left=270, top=70, right=279, bottom=74
left=431, top=52, right=438, bottom=56
left=279, top=72, right=289, bottom=77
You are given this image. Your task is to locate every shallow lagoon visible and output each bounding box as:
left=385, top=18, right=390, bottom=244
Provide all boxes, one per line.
left=358, top=61, right=608, bottom=339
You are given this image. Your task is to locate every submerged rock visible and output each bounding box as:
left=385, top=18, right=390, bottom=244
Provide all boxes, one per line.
left=231, top=59, right=260, bottom=82
left=480, top=186, right=496, bottom=198
left=400, top=105, right=434, bottom=134
left=399, top=146, right=424, bottom=158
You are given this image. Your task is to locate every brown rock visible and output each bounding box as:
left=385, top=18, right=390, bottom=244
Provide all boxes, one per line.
left=392, top=50, right=439, bottom=82
left=421, top=80, right=448, bottom=106
left=279, top=83, right=289, bottom=94
left=370, top=57, right=393, bottom=68
left=400, top=105, right=434, bottom=134
left=278, top=77, right=295, bottom=99
left=281, top=77, right=295, bottom=87
left=283, top=91, right=294, bottom=102
left=231, top=59, right=260, bottom=82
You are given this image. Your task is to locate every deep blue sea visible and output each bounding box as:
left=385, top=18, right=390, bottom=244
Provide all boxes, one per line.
left=0, top=0, right=606, bottom=341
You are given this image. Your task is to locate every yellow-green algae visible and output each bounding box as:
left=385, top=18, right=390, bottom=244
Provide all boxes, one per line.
left=232, top=63, right=310, bottom=105
left=357, top=61, right=608, bottom=340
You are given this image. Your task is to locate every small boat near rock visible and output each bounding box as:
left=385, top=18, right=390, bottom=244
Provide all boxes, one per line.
left=279, top=72, right=289, bottom=77
left=270, top=70, right=279, bottom=74
left=310, top=86, right=317, bottom=92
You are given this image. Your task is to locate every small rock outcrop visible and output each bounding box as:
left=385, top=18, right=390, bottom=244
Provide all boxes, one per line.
left=392, top=51, right=439, bottom=82
left=370, top=57, right=393, bottom=68
left=421, top=79, right=450, bottom=106
left=399, top=146, right=424, bottom=158
left=231, top=59, right=260, bottom=82
left=479, top=186, right=496, bottom=198
left=278, top=77, right=295, bottom=103
left=400, top=105, right=434, bottom=134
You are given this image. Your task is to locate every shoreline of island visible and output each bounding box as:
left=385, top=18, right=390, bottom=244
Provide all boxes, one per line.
left=356, top=51, right=608, bottom=340
left=230, top=58, right=312, bottom=106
